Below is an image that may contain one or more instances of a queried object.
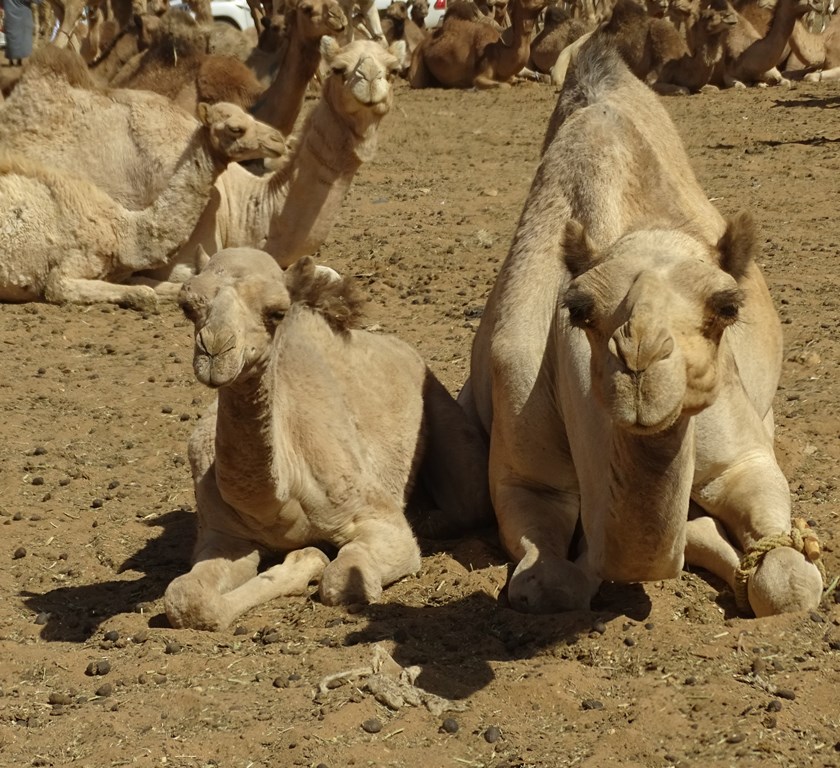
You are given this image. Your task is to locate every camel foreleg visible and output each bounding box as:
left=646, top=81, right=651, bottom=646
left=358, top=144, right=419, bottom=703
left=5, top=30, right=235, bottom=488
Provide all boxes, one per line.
left=45, top=264, right=158, bottom=311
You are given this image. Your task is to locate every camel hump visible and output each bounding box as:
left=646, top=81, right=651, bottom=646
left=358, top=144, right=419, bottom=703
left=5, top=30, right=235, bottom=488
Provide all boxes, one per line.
left=24, top=46, right=98, bottom=90
left=444, top=0, right=483, bottom=21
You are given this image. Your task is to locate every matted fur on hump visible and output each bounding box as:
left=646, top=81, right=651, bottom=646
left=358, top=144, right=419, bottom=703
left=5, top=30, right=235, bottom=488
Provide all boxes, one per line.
left=23, top=46, right=99, bottom=91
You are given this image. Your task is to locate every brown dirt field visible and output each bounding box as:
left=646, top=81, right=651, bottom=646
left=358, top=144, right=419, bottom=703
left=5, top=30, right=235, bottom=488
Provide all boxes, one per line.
left=0, top=77, right=838, bottom=768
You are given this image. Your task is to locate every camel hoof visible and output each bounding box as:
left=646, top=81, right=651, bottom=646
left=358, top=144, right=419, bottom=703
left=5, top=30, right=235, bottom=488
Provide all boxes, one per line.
left=319, top=556, right=384, bottom=606
left=164, top=575, right=228, bottom=631
left=507, top=556, right=593, bottom=613
left=747, top=547, right=823, bottom=617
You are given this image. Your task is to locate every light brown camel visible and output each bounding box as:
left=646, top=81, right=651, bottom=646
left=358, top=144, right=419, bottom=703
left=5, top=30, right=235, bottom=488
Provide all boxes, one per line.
left=0, top=102, right=285, bottom=309
left=529, top=4, right=592, bottom=75
left=408, top=0, right=548, bottom=88
left=410, top=0, right=430, bottom=27
left=716, top=0, right=816, bottom=87
left=0, top=46, right=285, bottom=211
left=459, top=41, right=824, bottom=618
left=786, top=13, right=840, bottom=80
left=111, top=9, right=264, bottom=114
left=164, top=250, right=491, bottom=630
left=139, top=36, right=404, bottom=291
left=251, top=0, right=349, bottom=135
left=653, top=0, right=738, bottom=94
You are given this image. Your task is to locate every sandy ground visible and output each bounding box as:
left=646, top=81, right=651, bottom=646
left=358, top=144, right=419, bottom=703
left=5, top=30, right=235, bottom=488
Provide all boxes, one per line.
left=0, top=76, right=839, bottom=768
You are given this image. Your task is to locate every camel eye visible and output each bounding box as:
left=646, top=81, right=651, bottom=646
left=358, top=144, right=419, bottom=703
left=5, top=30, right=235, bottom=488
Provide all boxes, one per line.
left=564, top=290, right=595, bottom=329
left=264, top=308, right=286, bottom=326
left=708, top=288, right=743, bottom=327
left=179, top=299, right=199, bottom=322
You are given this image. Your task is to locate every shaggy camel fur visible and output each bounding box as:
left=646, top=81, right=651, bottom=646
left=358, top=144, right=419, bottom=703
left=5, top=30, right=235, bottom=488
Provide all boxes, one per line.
left=409, top=0, right=548, bottom=88
left=144, top=36, right=403, bottom=290
left=0, top=47, right=285, bottom=211
left=0, top=102, right=285, bottom=310
left=529, top=5, right=592, bottom=74
left=251, top=0, right=349, bottom=135
left=716, top=0, right=815, bottom=87
left=164, top=250, right=490, bottom=630
left=653, top=0, right=738, bottom=94
left=459, top=43, right=823, bottom=618
left=111, top=10, right=264, bottom=114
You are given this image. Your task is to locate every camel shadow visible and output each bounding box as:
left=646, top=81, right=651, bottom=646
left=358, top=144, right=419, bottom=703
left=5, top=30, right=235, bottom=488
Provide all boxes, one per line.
left=772, top=94, right=840, bottom=109
left=20, top=508, right=194, bottom=642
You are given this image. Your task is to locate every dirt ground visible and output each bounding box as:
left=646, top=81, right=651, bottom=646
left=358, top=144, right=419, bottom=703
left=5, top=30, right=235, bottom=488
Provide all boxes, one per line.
left=1, top=75, right=839, bottom=768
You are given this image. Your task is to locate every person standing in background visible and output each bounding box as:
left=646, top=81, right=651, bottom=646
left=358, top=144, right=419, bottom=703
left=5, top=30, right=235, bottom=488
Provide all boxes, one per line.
left=3, top=0, right=35, bottom=66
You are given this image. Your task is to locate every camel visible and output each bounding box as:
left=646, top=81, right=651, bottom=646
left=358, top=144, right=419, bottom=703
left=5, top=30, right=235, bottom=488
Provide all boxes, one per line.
left=381, top=0, right=429, bottom=57
left=529, top=4, right=592, bottom=75
left=410, top=0, right=430, bottom=27
left=716, top=0, right=816, bottom=87
left=0, top=101, right=286, bottom=310
left=110, top=10, right=265, bottom=114
left=0, top=46, right=285, bottom=211
left=785, top=13, right=840, bottom=80
left=164, top=249, right=490, bottom=630
left=138, top=36, right=404, bottom=291
left=653, top=0, right=738, bottom=94
left=458, top=41, right=824, bottom=619
left=408, top=0, right=548, bottom=88
left=251, top=0, right=349, bottom=135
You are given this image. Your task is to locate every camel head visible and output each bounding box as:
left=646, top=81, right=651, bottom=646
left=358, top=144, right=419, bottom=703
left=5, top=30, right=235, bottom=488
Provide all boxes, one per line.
left=320, top=37, right=406, bottom=118
left=562, top=214, right=756, bottom=435
left=385, top=0, right=410, bottom=22
left=291, top=0, right=348, bottom=38
left=257, top=13, right=287, bottom=50
left=198, top=102, right=287, bottom=161
left=699, top=0, right=738, bottom=33
left=409, top=0, right=430, bottom=24
left=179, top=249, right=362, bottom=388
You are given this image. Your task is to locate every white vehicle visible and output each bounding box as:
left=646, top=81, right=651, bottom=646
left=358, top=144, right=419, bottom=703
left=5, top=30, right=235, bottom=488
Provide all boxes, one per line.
left=375, top=0, right=447, bottom=28
left=170, top=0, right=255, bottom=30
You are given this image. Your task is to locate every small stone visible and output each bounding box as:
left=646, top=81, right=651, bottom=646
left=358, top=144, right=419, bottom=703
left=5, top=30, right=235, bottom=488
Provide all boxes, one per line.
left=726, top=733, right=746, bottom=744
left=95, top=683, right=114, bottom=697
left=361, top=718, right=382, bottom=734
left=59, top=478, right=71, bottom=487
left=48, top=692, right=73, bottom=706
left=164, top=641, right=182, bottom=655
left=91, top=499, right=104, bottom=509
left=31, top=477, right=45, bottom=486
left=623, top=637, right=636, bottom=647
left=132, top=630, right=148, bottom=644
left=776, top=688, right=796, bottom=701
left=103, top=630, right=120, bottom=642
left=751, top=658, right=768, bottom=674
left=107, top=480, right=120, bottom=491
left=809, top=611, right=825, bottom=623
left=12, top=547, right=26, bottom=560
left=828, top=639, right=840, bottom=651
left=591, top=621, right=607, bottom=635
left=644, top=623, right=654, bottom=630
left=233, top=625, right=249, bottom=636
left=483, top=725, right=502, bottom=743
left=440, top=717, right=459, bottom=734
left=766, top=700, right=782, bottom=712
left=161, top=406, right=173, bottom=414
left=684, top=676, right=696, bottom=686
left=581, top=699, right=604, bottom=710
left=34, top=612, right=50, bottom=625
left=33, top=447, right=47, bottom=456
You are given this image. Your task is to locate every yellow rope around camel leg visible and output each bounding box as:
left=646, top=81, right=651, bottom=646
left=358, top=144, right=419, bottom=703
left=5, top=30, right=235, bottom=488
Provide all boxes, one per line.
left=733, top=518, right=828, bottom=614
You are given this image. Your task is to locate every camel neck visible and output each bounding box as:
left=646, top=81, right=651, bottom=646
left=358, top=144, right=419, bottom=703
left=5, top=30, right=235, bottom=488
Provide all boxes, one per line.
left=253, top=25, right=322, bottom=135
left=591, top=418, right=694, bottom=582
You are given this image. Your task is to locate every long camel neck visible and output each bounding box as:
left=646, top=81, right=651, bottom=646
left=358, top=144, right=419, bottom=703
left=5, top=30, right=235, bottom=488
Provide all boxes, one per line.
left=252, top=23, right=323, bottom=135
left=263, top=93, right=381, bottom=266
left=744, top=0, right=802, bottom=67
left=494, top=3, right=540, bottom=78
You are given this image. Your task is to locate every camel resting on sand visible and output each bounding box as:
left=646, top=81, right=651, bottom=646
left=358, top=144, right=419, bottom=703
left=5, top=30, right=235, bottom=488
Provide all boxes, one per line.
left=164, top=250, right=491, bottom=630
left=140, top=36, right=404, bottom=290
left=409, top=0, right=548, bottom=88
left=0, top=102, right=284, bottom=310
left=459, top=41, right=824, bottom=618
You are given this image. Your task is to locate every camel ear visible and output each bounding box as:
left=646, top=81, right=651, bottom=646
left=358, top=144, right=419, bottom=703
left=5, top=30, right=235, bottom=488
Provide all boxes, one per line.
left=285, top=257, right=365, bottom=333
left=320, top=36, right=342, bottom=67
left=197, top=102, right=211, bottom=125
left=717, top=211, right=757, bottom=282
left=563, top=220, right=599, bottom=278
left=194, top=244, right=211, bottom=272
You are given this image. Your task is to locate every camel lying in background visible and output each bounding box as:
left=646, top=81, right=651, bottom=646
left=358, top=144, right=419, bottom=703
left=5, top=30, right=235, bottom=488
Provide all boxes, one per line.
left=0, top=47, right=284, bottom=211
left=409, top=0, right=548, bottom=88
left=0, top=102, right=284, bottom=310
left=110, top=9, right=264, bottom=114
left=139, top=36, right=403, bottom=291
left=459, top=41, right=824, bottom=618
left=251, top=0, right=348, bottom=134
left=786, top=12, right=840, bottom=81
left=164, top=250, right=490, bottom=630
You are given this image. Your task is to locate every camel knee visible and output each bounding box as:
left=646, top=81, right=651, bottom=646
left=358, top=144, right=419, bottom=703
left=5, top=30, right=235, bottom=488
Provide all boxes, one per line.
left=507, top=550, right=597, bottom=613
left=747, top=547, right=823, bottom=618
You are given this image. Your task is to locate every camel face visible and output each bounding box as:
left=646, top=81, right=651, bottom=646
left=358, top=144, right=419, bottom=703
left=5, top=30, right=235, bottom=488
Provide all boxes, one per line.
left=563, top=227, right=744, bottom=434
left=297, top=0, right=348, bottom=37
left=321, top=37, right=405, bottom=115
left=180, top=249, right=291, bottom=388
left=198, top=102, right=288, bottom=161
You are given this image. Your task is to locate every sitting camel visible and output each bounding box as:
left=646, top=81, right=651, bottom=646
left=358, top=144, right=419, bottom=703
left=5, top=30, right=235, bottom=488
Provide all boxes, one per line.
left=0, top=46, right=285, bottom=211
left=164, top=250, right=490, bottom=630
left=459, top=41, right=824, bottom=618
left=529, top=4, right=593, bottom=75
left=0, top=101, right=284, bottom=310
left=408, top=0, right=548, bottom=88
left=137, top=36, right=404, bottom=291
left=786, top=12, right=840, bottom=81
